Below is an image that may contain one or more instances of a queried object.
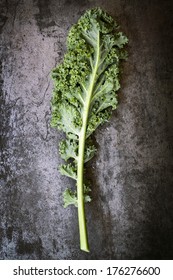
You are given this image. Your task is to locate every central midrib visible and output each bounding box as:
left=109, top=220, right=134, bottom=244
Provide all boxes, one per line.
left=77, top=30, right=100, bottom=252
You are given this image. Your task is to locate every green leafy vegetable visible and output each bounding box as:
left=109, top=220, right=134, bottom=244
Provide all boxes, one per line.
left=50, top=7, right=128, bottom=252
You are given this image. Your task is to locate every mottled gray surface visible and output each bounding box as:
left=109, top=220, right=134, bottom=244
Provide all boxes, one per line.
left=0, top=0, right=173, bottom=259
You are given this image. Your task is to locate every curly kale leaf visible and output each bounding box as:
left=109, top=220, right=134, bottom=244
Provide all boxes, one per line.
left=50, top=7, right=128, bottom=252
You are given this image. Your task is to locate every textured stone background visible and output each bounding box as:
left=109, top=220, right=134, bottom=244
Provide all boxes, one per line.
left=0, top=0, right=173, bottom=259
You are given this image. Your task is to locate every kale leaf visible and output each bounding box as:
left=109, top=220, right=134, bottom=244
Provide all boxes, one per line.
left=51, top=7, right=128, bottom=252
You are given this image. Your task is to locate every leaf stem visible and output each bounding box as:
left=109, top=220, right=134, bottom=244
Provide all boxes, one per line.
left=77, top=31, right=100, bottom=252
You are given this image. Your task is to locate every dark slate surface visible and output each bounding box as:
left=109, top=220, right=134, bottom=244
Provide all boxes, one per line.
left=0, top=0, right=173, bottom=259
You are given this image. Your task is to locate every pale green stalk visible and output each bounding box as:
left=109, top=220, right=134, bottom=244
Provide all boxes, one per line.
left=77, top=32, right=100, bottom=252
